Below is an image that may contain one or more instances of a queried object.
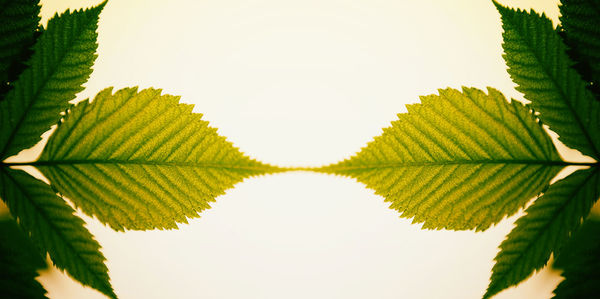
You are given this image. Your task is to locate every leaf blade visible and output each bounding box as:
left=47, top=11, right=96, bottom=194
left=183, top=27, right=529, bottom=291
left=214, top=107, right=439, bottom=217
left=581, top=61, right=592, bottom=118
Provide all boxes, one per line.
left=484, top=168, right=600, bottom=299
left=0, top=2, right=105, bottom=160
left=38, top=87, right=281, bottom=231
left=0, top=168, right=116, bottom=299
left=0, top=216, right=47, bottom=299
left=552, top=218, right=600, bottom=298
left=494, top=1, right=600, bottom=159
left=319, top=87, right=563, bottom=231
left=0, top=0, right=40, bottom=99
left=559, top=0, right=600, bottom=98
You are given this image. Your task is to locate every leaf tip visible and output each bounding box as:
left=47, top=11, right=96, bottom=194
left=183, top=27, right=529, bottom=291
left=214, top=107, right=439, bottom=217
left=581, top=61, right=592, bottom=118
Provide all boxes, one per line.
left=96, top=0, right=109, bottom=11
left=491, top=0, right=506, bottom=11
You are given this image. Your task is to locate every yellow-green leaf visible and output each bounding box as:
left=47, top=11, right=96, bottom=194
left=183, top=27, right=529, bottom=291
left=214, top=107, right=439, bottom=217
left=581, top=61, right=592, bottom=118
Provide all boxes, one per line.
left=37, top=87, right=281, bottom=231
left=319, top=87, right=563, bottom=231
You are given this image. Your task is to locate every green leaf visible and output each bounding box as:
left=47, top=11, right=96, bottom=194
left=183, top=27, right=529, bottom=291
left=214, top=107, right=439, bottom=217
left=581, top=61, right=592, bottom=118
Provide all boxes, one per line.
left=318, top=87, right=563, bottom=231
left=0, top=216, right=47, bottom=299
left=559, top=0, right=600, bottom=98
left=0, top=1, right=105, bottom=160
left=484, top=168, right=600, bottom=299
left=37, top=87, right=281, bottom=231
left=494, top=1, right=600, bottom=159
left=0, top=167, right=116, bottom=299
left=552, top=218, right=600, bottom=298
left=0, top=0, right=41, bottom=100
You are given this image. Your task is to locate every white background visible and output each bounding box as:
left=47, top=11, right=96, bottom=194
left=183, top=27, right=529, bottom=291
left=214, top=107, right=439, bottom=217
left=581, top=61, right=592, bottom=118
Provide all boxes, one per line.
left=5, top=0, right=595, bottom=298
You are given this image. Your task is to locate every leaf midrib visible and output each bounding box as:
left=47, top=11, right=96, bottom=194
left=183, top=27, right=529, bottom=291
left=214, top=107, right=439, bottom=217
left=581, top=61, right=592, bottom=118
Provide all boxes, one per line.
left=323, top=159, right=588, bottom=171
left=0, top=167, right=113, bottom=297
left=504, top=10, right=600, bottom=158
left=0, top=12, right=93, bottom=159
left=4, top=158, right=582, bottom=171
left=12, top=159, right=274, bottom=172
left=487, top=167, right=600, bottom=297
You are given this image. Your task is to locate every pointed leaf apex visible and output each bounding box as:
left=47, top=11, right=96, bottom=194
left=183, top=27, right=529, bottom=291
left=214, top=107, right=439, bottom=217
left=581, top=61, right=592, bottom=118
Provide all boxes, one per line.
left=96, top=0, right=108, bottom=11
left=491, top=0, right=503, bottom=10
left=483, top=287, right=497, bottom=299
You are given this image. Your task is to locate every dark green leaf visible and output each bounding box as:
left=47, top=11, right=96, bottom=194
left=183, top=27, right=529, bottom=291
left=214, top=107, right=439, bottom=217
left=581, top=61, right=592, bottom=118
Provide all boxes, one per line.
left=0, top=1, right=105, bottom=160
left=552, top=218, right=600, bottom=298
left=0, top=0, right=41, bottom=100
left=559, top=0, right=600, bottom=98
left=485, top=168, right=600, bottom=298
left=494, top=1, right=600, bottom=159
left=0, top=168, right=116, bottom=299
left=0, top=216, right=47, bottom=299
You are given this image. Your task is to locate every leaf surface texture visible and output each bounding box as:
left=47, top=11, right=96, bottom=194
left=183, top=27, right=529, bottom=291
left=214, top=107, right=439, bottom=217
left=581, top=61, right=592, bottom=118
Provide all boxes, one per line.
left=38, top=87, right=280, bottom=231
left=0, top=168, right=115, bottom=299
left=0, top=2, right=103, bottom=160
left=319, top=87, right=562, bottom=231
left=484, top=168, right=600, bottom=298
left=495, top=2, right=600, bottom=159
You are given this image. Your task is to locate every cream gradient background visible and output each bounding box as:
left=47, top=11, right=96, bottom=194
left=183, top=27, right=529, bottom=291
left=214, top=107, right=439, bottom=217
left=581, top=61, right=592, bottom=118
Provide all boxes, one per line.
left=5, top=0, right=594, bottom=298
